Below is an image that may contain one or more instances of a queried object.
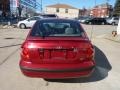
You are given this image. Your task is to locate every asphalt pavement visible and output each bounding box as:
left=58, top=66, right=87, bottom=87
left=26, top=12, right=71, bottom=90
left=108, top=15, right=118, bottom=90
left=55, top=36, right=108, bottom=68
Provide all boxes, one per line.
left=0, top=25, right=120, bottom=90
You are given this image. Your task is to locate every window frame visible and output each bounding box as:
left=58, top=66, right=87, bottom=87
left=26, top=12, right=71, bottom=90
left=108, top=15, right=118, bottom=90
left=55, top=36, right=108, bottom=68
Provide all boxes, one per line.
left=56, top=8, right=59, bottom=13
left=30, top=20, right=84, bottom=37
left=65, top=9, right=68, bottom=13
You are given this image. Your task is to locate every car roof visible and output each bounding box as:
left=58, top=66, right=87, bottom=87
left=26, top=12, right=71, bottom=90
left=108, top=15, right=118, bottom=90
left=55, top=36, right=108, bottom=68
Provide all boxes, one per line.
left=37, top=18, right=80, bottom=23
left=29, top=16, right=43, bottom=18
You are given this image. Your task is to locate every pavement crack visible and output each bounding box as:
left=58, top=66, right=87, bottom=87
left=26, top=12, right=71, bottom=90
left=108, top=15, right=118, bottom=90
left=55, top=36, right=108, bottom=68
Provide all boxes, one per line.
left=0, top=44, right=21, bottom=48
left=0, top=48, right=20, bottom=66
left=104, top=38, right=120, bottom=43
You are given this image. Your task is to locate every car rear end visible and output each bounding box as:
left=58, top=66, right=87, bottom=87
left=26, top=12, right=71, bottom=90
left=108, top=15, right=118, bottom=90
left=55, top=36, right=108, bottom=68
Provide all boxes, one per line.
left=107, top=17, right=119, bottom=25
left=19, top=19, right=95, bottom=79
left=83, top=18, right=93, bottom=24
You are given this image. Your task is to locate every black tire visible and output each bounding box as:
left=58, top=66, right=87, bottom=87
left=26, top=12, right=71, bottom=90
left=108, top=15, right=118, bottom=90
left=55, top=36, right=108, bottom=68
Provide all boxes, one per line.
left=89, top=22, right=92, bottom=25
left=101, top=22, right=105, bottom=25
left=19, top=23, right=26, bottom=29
left=112, top=22, right=115, bottom=26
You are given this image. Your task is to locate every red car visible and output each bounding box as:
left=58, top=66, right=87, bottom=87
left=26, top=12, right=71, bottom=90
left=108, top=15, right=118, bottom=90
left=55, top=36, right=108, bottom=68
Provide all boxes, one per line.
left=19, top=18, right=95, bottom=79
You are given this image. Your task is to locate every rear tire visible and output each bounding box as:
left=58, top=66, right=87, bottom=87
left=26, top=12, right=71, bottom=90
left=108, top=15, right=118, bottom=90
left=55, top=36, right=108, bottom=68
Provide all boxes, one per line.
left=101, top=22, right=105, bottom=25
left=19, top=23, right=26, bottom=29
left=112, top=22, right=115, bottom=26
left=89, top=22, right=92, bottom=25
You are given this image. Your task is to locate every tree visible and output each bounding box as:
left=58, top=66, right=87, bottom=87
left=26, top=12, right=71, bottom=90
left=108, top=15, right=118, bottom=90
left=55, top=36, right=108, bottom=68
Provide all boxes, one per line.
left=1, top=0, right=10, bottom=17
left=17, top=5, right=23, bottom=18
left=113, top=0, right=120, bottom=16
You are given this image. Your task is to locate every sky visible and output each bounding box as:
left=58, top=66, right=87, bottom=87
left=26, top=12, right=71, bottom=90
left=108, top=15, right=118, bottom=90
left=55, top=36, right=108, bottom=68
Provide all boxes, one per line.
left=37, top=0, right=116, bottom=12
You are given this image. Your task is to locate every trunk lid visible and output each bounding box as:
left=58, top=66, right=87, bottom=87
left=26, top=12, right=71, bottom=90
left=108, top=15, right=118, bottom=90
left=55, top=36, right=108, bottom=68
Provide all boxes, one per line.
left=24, top=37, right=93, bottom=64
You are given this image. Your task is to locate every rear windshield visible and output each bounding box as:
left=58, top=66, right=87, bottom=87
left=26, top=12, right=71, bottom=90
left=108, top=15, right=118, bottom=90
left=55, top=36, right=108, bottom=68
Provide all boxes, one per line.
left=30, top=20, right=84, bottom=37
left=114, top=18, right=119, bottom=20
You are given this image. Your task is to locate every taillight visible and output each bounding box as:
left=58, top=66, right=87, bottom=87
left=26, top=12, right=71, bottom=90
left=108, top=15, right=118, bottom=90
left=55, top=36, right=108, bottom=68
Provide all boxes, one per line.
left=21, top=47, right=30, bottom=60
left=87, top=48, right=94, bottom=57
left=86, top=46, right=94, bottom=60
left=79, top=46, right=94, bottom=61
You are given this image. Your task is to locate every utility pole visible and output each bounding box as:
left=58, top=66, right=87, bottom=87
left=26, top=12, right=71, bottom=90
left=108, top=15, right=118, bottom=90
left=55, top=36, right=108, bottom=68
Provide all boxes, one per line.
left=90, top=0, right=96, bottom=40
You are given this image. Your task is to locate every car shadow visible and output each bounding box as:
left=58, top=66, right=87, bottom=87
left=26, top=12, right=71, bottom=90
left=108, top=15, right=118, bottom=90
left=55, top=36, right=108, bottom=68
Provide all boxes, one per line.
left=44, top=46, right=112, bottom=83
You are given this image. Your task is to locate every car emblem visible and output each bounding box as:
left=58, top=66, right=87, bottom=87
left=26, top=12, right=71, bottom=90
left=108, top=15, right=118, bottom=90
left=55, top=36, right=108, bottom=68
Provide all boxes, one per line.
left=73, top=48, right=78, bottom=52
left=56, top=46, right=62, bottom=49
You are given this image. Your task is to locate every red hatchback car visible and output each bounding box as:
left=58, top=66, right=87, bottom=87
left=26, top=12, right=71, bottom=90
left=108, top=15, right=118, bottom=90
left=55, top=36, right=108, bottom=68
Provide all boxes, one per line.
left=19, top=18, right=95, bottom=79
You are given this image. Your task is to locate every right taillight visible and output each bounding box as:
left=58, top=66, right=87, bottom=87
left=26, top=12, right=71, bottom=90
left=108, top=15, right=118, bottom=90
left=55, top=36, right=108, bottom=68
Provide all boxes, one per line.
left=79, top=46, right=94, bottom=61
left=86, top=46, right=94, bottom=60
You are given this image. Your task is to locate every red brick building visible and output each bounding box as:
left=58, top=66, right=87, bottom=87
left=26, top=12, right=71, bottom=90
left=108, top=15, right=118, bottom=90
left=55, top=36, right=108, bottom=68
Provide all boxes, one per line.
left=79, top=8, right=91, bottom=17
left=90, top=3, right=113, bottom=18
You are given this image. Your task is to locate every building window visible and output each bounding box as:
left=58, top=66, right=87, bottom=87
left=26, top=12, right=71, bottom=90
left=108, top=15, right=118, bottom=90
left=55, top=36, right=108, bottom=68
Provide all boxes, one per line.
left=56, top=8, right=59, bottom=13
left=98, top=11, right=101, bottom=14
left=102, top=10, right=105, bottom=13
left=91, top=11, right=93, bottom=13
left=65, top=9, right=68, bottom=13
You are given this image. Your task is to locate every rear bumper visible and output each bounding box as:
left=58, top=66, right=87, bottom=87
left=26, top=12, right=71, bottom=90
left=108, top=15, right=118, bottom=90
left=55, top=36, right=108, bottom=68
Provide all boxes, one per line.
left=20, top=60, right=95, bottom=79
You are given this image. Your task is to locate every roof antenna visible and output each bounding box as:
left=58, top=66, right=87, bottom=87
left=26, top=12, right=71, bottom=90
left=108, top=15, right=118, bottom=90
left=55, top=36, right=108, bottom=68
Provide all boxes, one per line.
left=90, top=0, right=97, bottom=42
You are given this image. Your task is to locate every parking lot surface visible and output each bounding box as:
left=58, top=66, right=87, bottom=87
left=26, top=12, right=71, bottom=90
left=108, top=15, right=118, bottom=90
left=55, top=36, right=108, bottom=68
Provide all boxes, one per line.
left=0, top=25, right=120, bottom=90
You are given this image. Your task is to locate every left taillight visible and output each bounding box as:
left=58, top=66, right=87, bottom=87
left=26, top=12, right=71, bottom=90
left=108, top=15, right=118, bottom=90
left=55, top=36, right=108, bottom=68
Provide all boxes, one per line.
left=21, top=42, right=30, bottom=60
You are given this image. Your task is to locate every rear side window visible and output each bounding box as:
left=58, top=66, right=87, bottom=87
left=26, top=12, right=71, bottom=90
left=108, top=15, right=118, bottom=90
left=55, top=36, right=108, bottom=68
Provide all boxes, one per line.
left=34, top=17, right=41, bottom=20
left=30, top=20, right=84, bottom=37
left=29, top=17, right=36, bottom=21
left=114, top=18, right=119, bottom=20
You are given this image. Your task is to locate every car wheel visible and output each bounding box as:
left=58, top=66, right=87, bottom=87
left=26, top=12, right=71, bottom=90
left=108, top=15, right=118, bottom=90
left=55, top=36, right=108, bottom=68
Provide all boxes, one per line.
left=101, top=22, right=105, bottom=25
left=20, top=23, right=26, bottom=29
left=89, top=22, right=92, bottom=25
left=112, top=22, right=115, bottom=26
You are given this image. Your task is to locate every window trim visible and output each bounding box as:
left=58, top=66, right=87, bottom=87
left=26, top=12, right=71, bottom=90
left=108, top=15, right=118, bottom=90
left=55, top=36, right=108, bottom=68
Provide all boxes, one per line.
left=30, top=20, right=84, bottom=37
left=65, top=9, right=68, bottom=13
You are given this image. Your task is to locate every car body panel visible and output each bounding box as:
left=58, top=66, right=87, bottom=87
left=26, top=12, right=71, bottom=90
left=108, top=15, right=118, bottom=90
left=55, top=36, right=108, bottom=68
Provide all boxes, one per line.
left=23, top=37, right=92, bottom=64
left=84, top=18, right=107, bottom=25
left=20, top=60, right=95, bottom=78
left=107, top=17, right=119, bottom=25
left=17, top=16, right=43, bottom=28
left=19, top=18, right=95, bottom=79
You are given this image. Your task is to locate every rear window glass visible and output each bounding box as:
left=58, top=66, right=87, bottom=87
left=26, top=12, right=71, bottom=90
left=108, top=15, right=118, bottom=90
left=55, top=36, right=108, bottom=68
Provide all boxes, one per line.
left=30, top=20, right=83, bottom=37
left=114, top=18, right=119, bottom=20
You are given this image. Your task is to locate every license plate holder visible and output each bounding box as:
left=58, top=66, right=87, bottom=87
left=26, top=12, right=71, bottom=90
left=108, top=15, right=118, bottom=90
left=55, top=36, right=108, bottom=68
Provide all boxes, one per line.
left=51, top=49, right=66, bottom=59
